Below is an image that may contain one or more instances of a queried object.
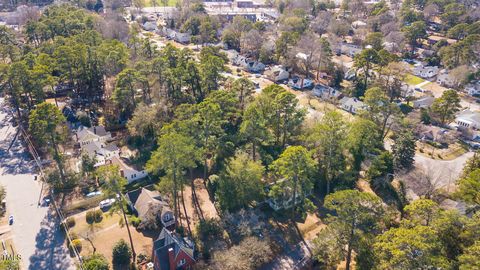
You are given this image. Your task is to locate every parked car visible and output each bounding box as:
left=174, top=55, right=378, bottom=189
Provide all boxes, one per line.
left=99, top=198, right=116, bottom=209
left=86, top=191, right=103, bottom=198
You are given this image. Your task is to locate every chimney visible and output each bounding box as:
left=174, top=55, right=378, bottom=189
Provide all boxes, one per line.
left=120, top=170, right=125, bottom=178
left=168, top=248, right=175, bottom=270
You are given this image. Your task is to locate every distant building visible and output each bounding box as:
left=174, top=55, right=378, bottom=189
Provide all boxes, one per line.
left=351, top=20, right=367, bottom=29
left=264, top=65, right=289, bottom=82
left=338, top=43, right=362, bottom=57
left=436, top=71, right=458, bottom=88
left=339, top=97, right=366, bottom=114
left=288, top=76, right=313, bottom=90
left=466, top=82, right=480, bottom=96
left=152, top=228, right=195, bottom=270
left=82, top=141, right=120, bottom=167
left=313, top=84, right=341, bottom=100
left=412, top=96, right=435, bottom=109
left=233, top=55, right=265, bottom=73
left=143, top=21, right=158, bottom=31
left=158, top=28, right=191, bottom=44
left=126, top=186, right=175, bottom=230
left=427, top=35, right=457, bottom=46
left=108, top=156, right=148, bottom=183
left=456, top=110, right=480, bottom=129
left=413, top=65, right=439, bottom=79
left=76, top=126, right=112, bottom=147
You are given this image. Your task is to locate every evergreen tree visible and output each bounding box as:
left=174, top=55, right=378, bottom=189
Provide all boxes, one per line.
left=392, top=128, right=416, bottom=171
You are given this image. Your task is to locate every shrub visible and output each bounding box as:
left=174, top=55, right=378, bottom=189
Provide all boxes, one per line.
left=86, top=210, right=95, bottom=224
left=69, top=239, right=82, bottom=254
left=94, top=210, right=103, bottom=223
left=129, top=216, right=141, bottom=227
left=112, top=239, right=132, bottom=266
left=86, top=210, right=103, bottom=224
left=83, top=254, right=109, bottom=270
left=65, top=217, right=76, bottom=228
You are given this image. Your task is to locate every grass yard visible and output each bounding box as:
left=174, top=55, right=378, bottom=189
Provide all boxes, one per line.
left=144, top=0, right=178, bottom=7
left=417, top=141, right=469, bottom=160
left=69, top=210, right=156, bottom=264
left=404, top=74, right=425, bottom=85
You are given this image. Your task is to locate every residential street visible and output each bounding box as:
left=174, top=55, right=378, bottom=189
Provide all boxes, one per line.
left=0, top=98, right=74, bottom=270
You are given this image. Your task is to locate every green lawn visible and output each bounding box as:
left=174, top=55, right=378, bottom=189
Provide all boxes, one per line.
left=404, top=74, right=425, bottom=85
left=144, top=0, right=178, bottom=7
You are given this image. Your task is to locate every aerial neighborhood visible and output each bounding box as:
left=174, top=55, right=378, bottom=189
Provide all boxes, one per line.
left=0, top=0, right=480, bottom=269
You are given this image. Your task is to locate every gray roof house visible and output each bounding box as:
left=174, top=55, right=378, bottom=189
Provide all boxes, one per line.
left=76, top=125, right=112, bottom=147
left=82, top=141, right=120, bottom=167
left=126, top=187, right=175, bottom=230
left=233, top=55, right=265, bottom=73
left=456, top=110, right=480, bottom=130
left=339, top=97, right=366, bottom=114
left=152, top=227, right=195, bottom=270
left=413, top=65, right=439, bottom=79
left=413, top=95, right=435, bottom=109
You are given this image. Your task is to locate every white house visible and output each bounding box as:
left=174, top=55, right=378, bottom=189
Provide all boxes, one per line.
left=437, top=71, right=457, bottom=88
left=456, top=110, right=480, bottom=130
left=339, top=97, right=366, bottom=114
left=82, top=141, right=120, bottom=167
left=264, top=65, right=289, bottom=82
left=288, top=76, right=313, bottom=90
left=142, top=21, right=158, bottom=32
left=233, top=55, right=265, bottom=73
left=351, top=20, right=367, bottom=29
left=313, top=84, right=340, bottom=100
left=338, top=43, right=362, bottom=57
left=466, top=82, right=480, bottom=96
left=413, top=65, right=439, bottom=79
left=413, top=96, right=435, bottom=109
left=76, top=126, right=112, bottom=147
left=109, top=156, right=148, bottom=183
left=159, top=28, right=191, bottom=44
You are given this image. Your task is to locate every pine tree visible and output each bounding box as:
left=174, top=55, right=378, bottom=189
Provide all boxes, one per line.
left=392, top=129, right=416, bottom=171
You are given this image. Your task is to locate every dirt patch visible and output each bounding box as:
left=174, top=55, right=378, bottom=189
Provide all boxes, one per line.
left=178, top=179, right=219, bottom=234
left=422, top=82, right=449, bottom=98
left=296, top=213, right=325, bottom=241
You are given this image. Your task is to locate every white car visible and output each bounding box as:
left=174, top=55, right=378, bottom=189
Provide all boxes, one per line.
left=99, top=198, right=115, bottom=209
left=86, top=191, right=103, bottom=198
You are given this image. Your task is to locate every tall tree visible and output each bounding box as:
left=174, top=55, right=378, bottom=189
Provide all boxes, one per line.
left=455, top=168, right=480, bottom=207
left=361, top=87, right=399, bottom=140
left=392, top=127, right=416, bottom=171
left=354, top=48, right=379, bottom=92
left=146, top=126, right=197, bottom=221
left=321, top=190, right=385, bottom=270
left=240, top=103, right=270, bottom=161
left=270, top=146, right=316, bottom=216
left=374, top=225, right=449, bottom=269
left=29, top=102, right=67, bottom=183
left=347, top=118, right=380, bottom=171
left=431, top=89, right=461, bottom=126
left=306, top=110, right=347, bottom=194
left=216, top=152, right=265, bottom=211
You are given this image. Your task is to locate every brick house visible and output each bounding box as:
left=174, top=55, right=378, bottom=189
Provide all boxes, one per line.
left=152, top=228, right=195, bottom=270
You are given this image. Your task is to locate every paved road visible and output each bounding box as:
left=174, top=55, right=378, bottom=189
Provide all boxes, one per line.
left=414, top=151, right=474, bottom=189
left=0, top=98, right=75, bottom=270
